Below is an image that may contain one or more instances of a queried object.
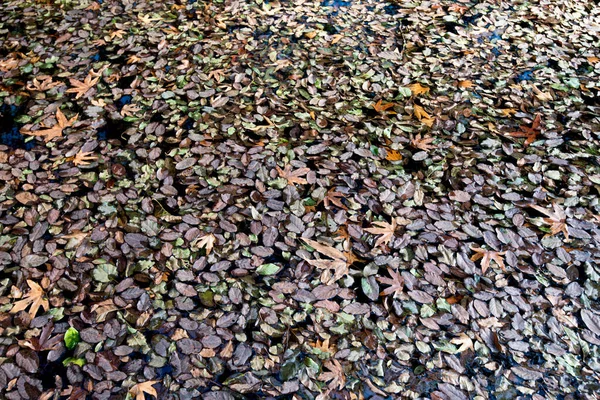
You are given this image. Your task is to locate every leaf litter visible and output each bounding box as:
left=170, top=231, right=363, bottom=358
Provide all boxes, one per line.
left=0, top=0, right=600, bottom=399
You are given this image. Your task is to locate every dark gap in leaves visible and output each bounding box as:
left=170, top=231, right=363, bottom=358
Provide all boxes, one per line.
left=383, top=3, right=400, bottom=15
left=0, top=103, right=35, bottom=150
left=515, top=70, right=534, bottom=82
left=321, top=0, right=352, bottom=7
left=118, top=75, right=137, bottom=90
left=96, top=117, right=129, bottom=143
left=462, top=13, right=482, bottom=26
left=39, top=351, right=68, bottom=390
left=443, top=21, right=461, bottom=35
left=116, top=94, right=132, bottom=111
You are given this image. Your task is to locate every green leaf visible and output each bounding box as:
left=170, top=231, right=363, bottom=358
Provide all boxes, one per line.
left=92, top=263, right=117, bottom=283
left=62, top=357, right=86, bottom=367
left=64, top=327, right=80, bottom=350
left=256, top=263, right=281, bottom=276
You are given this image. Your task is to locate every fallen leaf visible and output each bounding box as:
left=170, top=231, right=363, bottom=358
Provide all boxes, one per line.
left=301, top=238, right=358, bottom=284
left=195, top=233, right=216, bottom=254
left=71, top=151, right=98, bottom=166
left=451, top=333, right=474, bottom=353
left=377, top=267, right=404, bottom=297
left=365, top=219, right=398, bottom=248
left=21, top=108, right=78, bottom=143
left=457, top=80, right=473, bottom=88
left=129, top=381, right=158, bottom=400
left=507, top=113, right=543, bottom=146
left=470, top=246, right=506, bottom=274
left=410, top=133, right=436, bottom=151
left=372, top=99, right=397, bottom=114
left=385, top=148, right=402, bottom=161
left=530, top=203, right=569, bottom=240
left=318, top=359, right=345, bottom=390
left=413, top=105, right=434, bottom=127
left=10, top=280, right=50, bottom=319
left=407, top=83, right=430, bottom=97
left=276, top=164, right=310, bottom=186
left=66, top=68, right=104, bottom=99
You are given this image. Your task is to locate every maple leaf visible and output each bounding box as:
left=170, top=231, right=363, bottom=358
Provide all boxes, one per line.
left=120, top=103, right=141, bottom=117
left=19, top=323, right=62, bottom=352
left=372, top=99, right=397, bottom=114
left=10, top=280, right=50, bottom=319
left=129, top=381, right=158, bottom=400
left=0, top=57, right=20, bottom=72
left=27, top=75, right=62, bottom=92
left=21, top=108, right=78, bottom=143
left=377, top=267, right=404, bottom=297
left=508, top=113, right=542, bottom=147
left=71, top=151, right=98, bottom=166
left=385, top=148, right=402, bottom=161
left=301, top=238, right=359, bottom=285
left=413, top=105, right=434, bottom=127
left=66, top=67, right=106, bottom=99
left=310, top=337, right=337, bottom=356
left=276, top=164, right=310, bottom=186
left=318, top=359, right=346, bottom=390
left=208, top=69, right=226, bottom=81
left=457, top=80, right=473, bottom=88
left=323, top=188, right=347, bottom=210
left=108, top=29, right=127, bottom=40
left=470, top=246, right=506, bottom=275
left=410, top=133, right=436, bottom=151
left=365, top=219, right=397, bottom=248
left=195, top=233, right=216, bottom=255
left=451, top=333, right=474, bottom=353
left=530, top=203, right=569, bottom=240
left=407, top=82, right=430, bottom=97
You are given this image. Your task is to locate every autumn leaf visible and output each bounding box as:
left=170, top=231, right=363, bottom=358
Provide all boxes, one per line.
left=500, top=108, right=517, bottom=117
left=323, top=188, right=347, bottom=210
left=385, top=148, right=402, bottom=161
left=372, top=99, right=397, bottom=114
left=310, top=337, right=337, bottom=356
left=413, top=105, right=434, bottom=127
left=301, top=238, right=359, bottom=284
left=407, top=82, right=430, bottom=97
left=66, top=68, right=104, bottom=99
left=208, top=69, right=226, bottom=81
left=507, top=113, right=542, bottom=146
left=194, top=233, right=216, bottom=255
left=71, top=151, right=98, bottom=166
left=129, top=381, right=158, bottom=400
left=276, top=164, right=310, bottom=186
left=457, top=80, right=473, bottom=88
left=27, top=75, right=62, bottom=92
left=410, top=133, right=436, bottom=151
left=377, top=267, right=404, bottom=297
left=530, top=203, right=569, bottom=240
left=21, top=108, right=78, bottom=143
left=0, top=56, right=20, bottom=72
left=10, top=280, right=50, bottom=319
left=451, top=333, right=474, bottom=353
left=470, top=246, right=506, bottom=275
left=587, top=56, right=599, bottom=64
left=331, top=34, right=344, bottom=44
left=365, top=219, right=397, bottom=248
left=318, top=359, right=346, bottom=390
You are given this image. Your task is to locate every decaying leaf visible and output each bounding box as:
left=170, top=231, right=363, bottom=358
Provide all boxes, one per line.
left=413, top=105, right=434, bottom=127
left=301, top=238, right=359, bottom=284
left=66, top=67, right=105, bottom=99
left=451, top=333, right=474, bottom=353
left=318, top=359, right=345, bottom=390
left=507, top=113, right=543, bottom=146
left=410, top=133, right=436, bottom=151
left=194, top=233, right=216, bottom=254
left=407, top=82, right=430, bottom=97
left=530, top=203, right=569, bottom=240
left=377, top=267, right=404, bottom=297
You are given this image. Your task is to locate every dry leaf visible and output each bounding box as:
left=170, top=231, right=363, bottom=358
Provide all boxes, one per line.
left=71, top=151, right=98, bottom=166
left=507, top=113, right=542, bottom=146
left=530, top=203, right=569, bottom=240
left=301, top=238, right=358, bottom=284
left=129, top=381, right=158, bottom=400
left=276, top=164, right=310, bottom=186
left=470, top=246, right=506, bottom=275
left=451, top=333, right=474, bottom=353
left=66, top=68, right=104, bottom=99
left=377, top=267, right=404, bottom=297
left=195, top=233, right=216, bottom=254
left=318, top=359, right=345, bottom=390
left=323, top=188, right=347, bottom=210
left=10, top=280, right=50, bottom=319
left=410, top=133, right=436, bottom=151
left=372, top=99, right=397, bottom=114
left=385, top=148, right=402, bottom=161
left=407, top=83, right=430, bottom=97
left=21, top=108, right=78, bottom=143
left=457, top=80, right=473, bottom=88
left=365, top=219, right=398, bottom=248
left=413, top=105, right=434, bottom=127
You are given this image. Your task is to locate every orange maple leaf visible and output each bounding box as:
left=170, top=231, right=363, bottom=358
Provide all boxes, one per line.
left=407, top=82, right=430, bottom=97
left=71, top=151, right=98, bottom=166
left=66, top=68, right=104, bottom=99
left=385, top=148, right=402, bottom=161
left=508, top=114, right=542, bottom=147
left=372, top=99, right=397, bottom=114
left=413, top=105, right=434, bottom=127
left=21, top=108, right=78, bottom=143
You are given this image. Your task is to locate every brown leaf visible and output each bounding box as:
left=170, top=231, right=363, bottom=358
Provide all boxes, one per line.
left=470, top=246, right=506, bottom=275
left=129, top=381, right=158, bottom=400
left=530, top=203, right=569, bottom=240
left=451, top=333, right=474, bottom=353
left=10, top=280, right=50, bottom=319
left=407, top=82, right=430, bottom=97
left=318, top=359, right=345, bottom=390
left=277, top=164, right=310, bottom=186
left=21, top=108, right=78, bottom=143
left=377, top=267, right=404, bottom=297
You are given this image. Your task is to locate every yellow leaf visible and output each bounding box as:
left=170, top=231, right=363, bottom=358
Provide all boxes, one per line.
left=305, top=31, right=318, bottom=39
left=407, top=83, right=430, bottom=97
left=331, top=34, right=344, bottom=44
left=413, top=105, right=430, bottom=120
left=500, top=108, right=517, bottom=117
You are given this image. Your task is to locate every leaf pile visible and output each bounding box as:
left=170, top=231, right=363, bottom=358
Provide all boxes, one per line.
left=1, top=0, right=600, bottom=399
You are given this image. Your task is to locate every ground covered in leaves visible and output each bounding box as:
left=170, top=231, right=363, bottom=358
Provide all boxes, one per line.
left=1, top=0, right=600, bottom=399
